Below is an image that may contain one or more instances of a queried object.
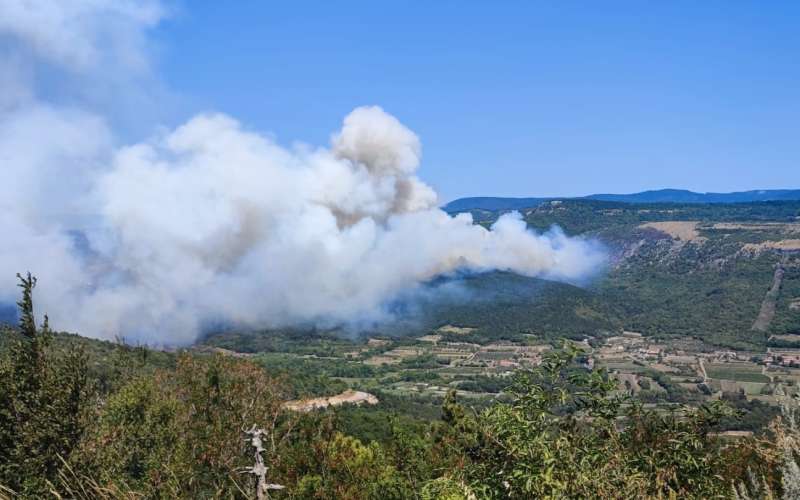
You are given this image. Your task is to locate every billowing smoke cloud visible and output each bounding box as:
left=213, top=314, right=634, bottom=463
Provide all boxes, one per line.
left=0, top=1, right=606, bottom=344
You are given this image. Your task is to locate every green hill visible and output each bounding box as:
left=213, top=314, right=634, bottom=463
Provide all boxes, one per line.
left=464, top=199, right=800, bottom=349
left=444, top=189, right=800, bottom=212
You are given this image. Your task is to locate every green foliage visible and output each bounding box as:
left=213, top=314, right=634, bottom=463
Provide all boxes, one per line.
left=391, top=271, right=620, bottom=343
left=333, top=405, right=429, bottom=444
left=4, top=275, right=800, bottom=498
left=289, top=432, right=411, bottom=499
left=399, top=353, right=441, bottom=369
left=433, top=346, right=750, bottom=498
left=0, top=274, right=92, bottom=496
left=204, top=328, right=360, bottom=356
left=448, top=199, right=800, bottom=350
left=70, top=353, right=293, bottom=498
left=79, top=376, right=180, bottom=493
left=598, top=242, right=779, bottom=349
left=718, top=394, right=780, bottom=433
left=420, top=477, right=475, bottom=500
left=771, top=263, right=800, bottom=336
left=255, top=353, right=369, bottom=397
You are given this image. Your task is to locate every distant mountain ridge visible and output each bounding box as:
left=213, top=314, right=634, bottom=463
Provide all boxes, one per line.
left=444, top=189, right=800, bottom=212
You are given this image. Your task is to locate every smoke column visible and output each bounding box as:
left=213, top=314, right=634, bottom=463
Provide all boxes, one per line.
left=0, top=1, right=606, bottom=344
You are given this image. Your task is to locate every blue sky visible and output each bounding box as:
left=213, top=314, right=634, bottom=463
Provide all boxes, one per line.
left=153, top=1, right=800, bottom=202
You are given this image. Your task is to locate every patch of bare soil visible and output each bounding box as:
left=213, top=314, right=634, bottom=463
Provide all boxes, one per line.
left=192, top=346, right=254, bottom=358
left=284, top=390, right=378, bottom=412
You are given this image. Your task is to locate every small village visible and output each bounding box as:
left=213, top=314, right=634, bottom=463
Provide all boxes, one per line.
left=278, top=326, right=800, bottom=416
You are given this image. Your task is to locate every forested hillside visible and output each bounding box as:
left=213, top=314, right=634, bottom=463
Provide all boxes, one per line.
left=450, top=200, right=800, bottom=350
left=1, top=276, right=799, bottom=499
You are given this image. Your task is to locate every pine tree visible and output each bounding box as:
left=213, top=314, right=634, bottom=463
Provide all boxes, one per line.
left=0, top=273, right=90, bottom=496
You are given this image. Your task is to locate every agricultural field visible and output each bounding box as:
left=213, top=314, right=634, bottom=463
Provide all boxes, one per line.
left=705, top=363, right=770, bottom=383
left=189, top=199, right=800, bottom=436
left=196, top=317, right=788, bottom=436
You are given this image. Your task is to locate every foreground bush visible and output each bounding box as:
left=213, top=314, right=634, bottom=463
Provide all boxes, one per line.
left=69, top=354, right=293, bottom=497
left=451, top=347, right=752, bottom=498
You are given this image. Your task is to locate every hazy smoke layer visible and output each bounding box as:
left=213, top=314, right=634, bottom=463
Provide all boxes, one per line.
left=0, top=1, right=606, bottom=344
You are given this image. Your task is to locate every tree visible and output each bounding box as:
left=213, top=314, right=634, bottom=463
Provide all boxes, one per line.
left=0, top=273, right=91, bottom=496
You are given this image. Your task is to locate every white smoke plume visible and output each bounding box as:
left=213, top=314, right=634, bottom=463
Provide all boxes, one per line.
left=0, top=1, right=606, bottom=344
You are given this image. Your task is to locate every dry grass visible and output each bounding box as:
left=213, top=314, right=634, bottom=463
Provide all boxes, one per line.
left=742, top=240, right=800, bottom=252
left=640, top=221, right=703, bottom=241
left=613, top=373, right=640, bottom=392
left=713, top=222, right=800, bottom=233
left=771, top=334, right=800, bottom=342
left=364, top=355, right=400, bottom=366
left=436, top=325, right=476, bottom=335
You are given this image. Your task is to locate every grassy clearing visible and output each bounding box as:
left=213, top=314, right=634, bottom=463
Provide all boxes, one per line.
left=600, top=362, right=650, bottom=373
left=705, top=363, right=769, bottom=383
left=737, top=381, right=769, bottom=395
